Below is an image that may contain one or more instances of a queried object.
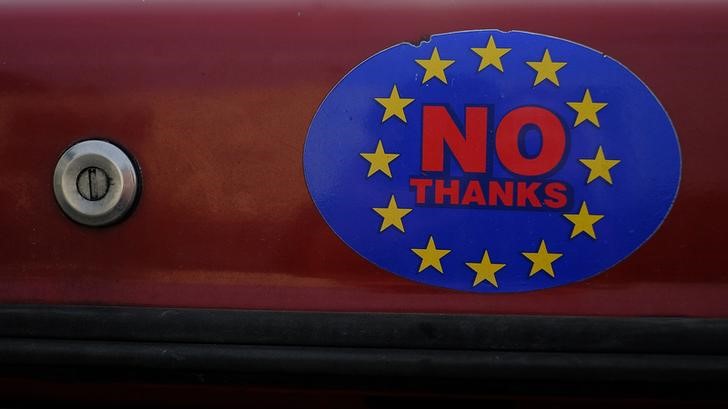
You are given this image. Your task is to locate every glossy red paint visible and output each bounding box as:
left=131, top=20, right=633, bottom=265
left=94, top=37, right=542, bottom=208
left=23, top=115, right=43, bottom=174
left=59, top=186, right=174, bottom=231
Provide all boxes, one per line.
left=0, top=2, right=726, bottom=316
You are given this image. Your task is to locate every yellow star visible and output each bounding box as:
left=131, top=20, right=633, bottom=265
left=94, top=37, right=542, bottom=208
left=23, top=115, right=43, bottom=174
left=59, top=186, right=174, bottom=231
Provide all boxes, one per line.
left=471, top=35, right=511, bottom=72
left=465, top=250, right=506, bottom=288
left=374, top=85, right=415, bottom=123
left=526, top=49, right=567, bottom=86
left=522, top=240, right=563, bottom=278
left=372, top=195, right=413, bottom=233
left=411, top=236, right=451, bottom=273
left=566, top=89, right=608, bottom=127
left=579, top=146, right=621, bottom=184
left=360, top=140, right=399, bottom=178
left=415, top=47, right=455, bottom=84
left=563, top=201, right=604, bottom=239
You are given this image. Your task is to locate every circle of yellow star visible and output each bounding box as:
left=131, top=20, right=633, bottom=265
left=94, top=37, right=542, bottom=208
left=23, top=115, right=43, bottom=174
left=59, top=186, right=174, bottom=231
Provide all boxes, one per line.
left=415, top=47, right=455, bottom=84
left=471, top=35, right=511, bottom=72
left=374, top=85, right=415, bottom=123
left=522, top=240, right=563, bottom=278
left=465, top=250, right=506, bottom=288
left=566, top=89, right=608, bottom=127
left=563, top=201, right=604, bottom=239
left=579, top=146, right=621, bottom=184
left=411, top=236, right=451, bottom=274
left=372, top=195, right=412, bottom=233
left=360, top=140, right=399, bottom=178
left=526, top=49, right=567, bottom=86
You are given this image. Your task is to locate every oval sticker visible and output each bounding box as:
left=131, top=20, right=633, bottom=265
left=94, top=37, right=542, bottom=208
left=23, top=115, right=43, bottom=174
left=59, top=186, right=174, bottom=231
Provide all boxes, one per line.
left=304, top=30, right=681, bottom=293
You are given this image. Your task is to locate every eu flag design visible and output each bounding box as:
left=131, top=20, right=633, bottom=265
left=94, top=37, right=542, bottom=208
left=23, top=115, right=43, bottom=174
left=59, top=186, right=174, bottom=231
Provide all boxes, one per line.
left=304, top=30, right=681, bottom=293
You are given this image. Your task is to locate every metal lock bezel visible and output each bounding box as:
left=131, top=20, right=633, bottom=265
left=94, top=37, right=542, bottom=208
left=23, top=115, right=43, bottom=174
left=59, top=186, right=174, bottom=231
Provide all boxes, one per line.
left=53, top=139, right=140, bottom=227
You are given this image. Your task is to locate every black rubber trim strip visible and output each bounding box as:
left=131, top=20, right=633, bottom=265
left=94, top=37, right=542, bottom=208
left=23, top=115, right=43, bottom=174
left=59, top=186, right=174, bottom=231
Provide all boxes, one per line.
left=1, top=338, right=727, bottom=383
left=1, top=305, right=728, bottom=398
left=1, top=305, right=727, bottom=354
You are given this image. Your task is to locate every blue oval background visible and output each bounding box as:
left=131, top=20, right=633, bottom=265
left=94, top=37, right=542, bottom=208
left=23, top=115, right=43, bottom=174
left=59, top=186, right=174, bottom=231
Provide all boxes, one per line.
left=304, top=30, right=681, bottom=293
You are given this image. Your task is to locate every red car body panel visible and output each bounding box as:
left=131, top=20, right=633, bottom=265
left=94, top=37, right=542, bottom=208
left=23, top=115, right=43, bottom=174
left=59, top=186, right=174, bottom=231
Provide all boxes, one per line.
left=0, top=2, right=726, bottom=317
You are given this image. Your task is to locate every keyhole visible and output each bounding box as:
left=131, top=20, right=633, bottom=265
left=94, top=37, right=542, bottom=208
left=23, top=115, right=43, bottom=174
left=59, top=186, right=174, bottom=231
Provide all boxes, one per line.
left=76, top=167, right=110, bottom=201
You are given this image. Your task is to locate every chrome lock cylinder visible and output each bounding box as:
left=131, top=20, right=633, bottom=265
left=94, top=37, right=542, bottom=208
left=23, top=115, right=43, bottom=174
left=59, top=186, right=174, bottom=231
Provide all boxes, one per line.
left=53, top=140, right=140, bottom=227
